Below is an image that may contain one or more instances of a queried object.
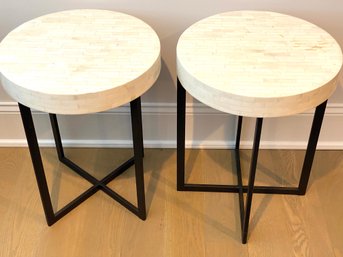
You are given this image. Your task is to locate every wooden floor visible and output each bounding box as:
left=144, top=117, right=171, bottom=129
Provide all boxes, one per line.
left=0, top=147, right=342, bottom=257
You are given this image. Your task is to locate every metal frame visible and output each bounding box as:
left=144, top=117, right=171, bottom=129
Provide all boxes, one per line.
left=176, top=78, right=327, bottom=243
left=18, top=97, right=146, bottom=226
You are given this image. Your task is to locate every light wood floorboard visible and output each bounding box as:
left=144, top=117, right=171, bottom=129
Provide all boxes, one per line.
left=0, top=148, right=342, bottom=256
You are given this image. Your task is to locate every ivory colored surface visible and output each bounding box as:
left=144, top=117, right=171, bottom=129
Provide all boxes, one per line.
left=0, top=9, right=161, bottom=114
left=0, top=148, right=343, bottom=256
left=177, top=11, right=343, bottom=117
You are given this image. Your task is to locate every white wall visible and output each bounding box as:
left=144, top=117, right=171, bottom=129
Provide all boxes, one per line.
left=1, top=0, right=343, bottom=148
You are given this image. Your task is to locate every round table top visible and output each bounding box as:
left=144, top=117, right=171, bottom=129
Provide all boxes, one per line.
left=0, top=9, right=161, bottom=114
left=177, top=11, right=343, bottom=117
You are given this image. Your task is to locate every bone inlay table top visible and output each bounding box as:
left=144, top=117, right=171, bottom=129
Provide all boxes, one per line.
left=0, top=9, right=161, bottom=114
left=177, top=11, right=342, bottom=117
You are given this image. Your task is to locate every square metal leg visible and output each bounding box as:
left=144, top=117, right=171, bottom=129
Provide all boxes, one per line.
left=19, top=97, right=146, bottom=225
left=176, top=78, right=327, bottom=243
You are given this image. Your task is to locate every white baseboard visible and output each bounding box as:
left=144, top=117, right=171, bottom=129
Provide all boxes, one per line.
left=1, top=101, right=343, bottom=149
left=1, top=139, right=342, bottom=150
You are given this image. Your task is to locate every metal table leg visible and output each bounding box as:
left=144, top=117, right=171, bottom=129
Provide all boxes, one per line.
left=19, top=97, right=147, bottom=225
left=176, top=77, right=327, bottom=243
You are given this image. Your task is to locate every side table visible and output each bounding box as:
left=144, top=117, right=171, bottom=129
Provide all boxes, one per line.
left=176, top=11, right=342, bottom=243
left=0, top=9, right=161, bottom=225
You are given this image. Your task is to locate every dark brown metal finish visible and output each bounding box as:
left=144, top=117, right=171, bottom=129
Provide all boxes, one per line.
left=298, top=100, right=327, bottom=195
left=242, top=118, right=263, bottom=244
left=177, top=78, right=186, bottom=191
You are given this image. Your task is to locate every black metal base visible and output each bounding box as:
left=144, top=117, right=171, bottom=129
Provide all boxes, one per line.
left=176, top=78, right=327, bottom=243
left=19, top=97, right=146, bottom=226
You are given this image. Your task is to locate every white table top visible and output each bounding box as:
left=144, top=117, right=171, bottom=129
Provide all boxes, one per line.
left=177, top=11, right=343, bottom=117
left=0, top=9, right=161, bottom=114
